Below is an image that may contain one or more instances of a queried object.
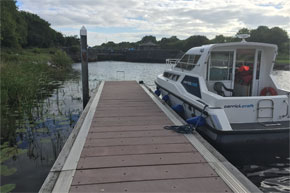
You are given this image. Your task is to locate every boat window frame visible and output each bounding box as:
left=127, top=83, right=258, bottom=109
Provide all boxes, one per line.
left=163, top=71, right=180, bottom=81
left=251, top=49, right=262, bottom=95
left=255, top=50, right=262, bottom=80
left=207, top=51, right=235, bottom=81
left=175, top=54, right=201, bottom=71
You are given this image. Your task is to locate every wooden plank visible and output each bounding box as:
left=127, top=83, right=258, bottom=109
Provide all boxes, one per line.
left=77, top=152, right=206, bottom=169
left=91, top=116, right=172, bottom=127
left=98, top=100, right=155, bottom=104
left=100, top=96, right=151, bottom=100
left=84, top=136, right=188, bottom=147
left=90, top=125, right=165, bottom=132
left=72, top=163, right=217, bottom=185
left=98, top=102, right=155, bottom=106
left=100, top=98, right=154, bottom=102
left=87, top=130, right=178, bottom=139
left=70, top=177, right=232, bottom=192
left=94, top=110, right=164, bottom=118
left=81, top=143, right=197, bottom=157
left=96, top=105, right=162, bottom=110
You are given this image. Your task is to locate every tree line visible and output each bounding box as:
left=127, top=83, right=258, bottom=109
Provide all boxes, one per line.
left=97, top=26, right=289, bottom=55
left=1, top=0, right=80, bottom=49
left=1, top=0, right=289, bottom=56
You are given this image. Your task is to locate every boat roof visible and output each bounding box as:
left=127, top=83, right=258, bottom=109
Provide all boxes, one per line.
left=186, top=41, right=278, bottom=55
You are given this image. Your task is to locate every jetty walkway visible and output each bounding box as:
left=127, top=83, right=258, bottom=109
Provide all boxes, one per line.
left=40, top=81, right=260, bottom=193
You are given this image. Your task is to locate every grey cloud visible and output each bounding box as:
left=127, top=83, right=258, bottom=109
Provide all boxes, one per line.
left=19, top=0, right=290, bottom=45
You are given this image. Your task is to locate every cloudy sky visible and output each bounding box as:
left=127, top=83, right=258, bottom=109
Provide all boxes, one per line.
left=18, top=0, right=290, bottom=46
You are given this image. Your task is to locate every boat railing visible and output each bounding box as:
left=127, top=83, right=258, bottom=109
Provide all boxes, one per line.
left=166, top=59, right=179, bottom=69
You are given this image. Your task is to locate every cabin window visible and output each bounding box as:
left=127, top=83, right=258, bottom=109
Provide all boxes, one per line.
left=175, top=54, right=201, bottom=70
left=163, top=72, right=180, bottom=81
left=209, top=51, right=233, bottom=81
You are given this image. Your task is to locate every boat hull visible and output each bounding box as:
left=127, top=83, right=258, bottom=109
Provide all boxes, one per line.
left=157, top=85, right=290, bottom=150
left=197, top=125, right=290, bottom=152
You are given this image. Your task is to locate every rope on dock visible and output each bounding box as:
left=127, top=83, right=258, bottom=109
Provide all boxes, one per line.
left=164, top=124, right=195, bottom=134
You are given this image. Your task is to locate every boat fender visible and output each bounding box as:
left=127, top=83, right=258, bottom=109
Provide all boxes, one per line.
left=154, top=89, right=161, bottom=96
left=186, top=116, right=205, bottom=127
left=162, top=95, right=169, bottom=102
left=172, top=104, right=184, bottom=114
left=260, top=87, right=278, bottom=96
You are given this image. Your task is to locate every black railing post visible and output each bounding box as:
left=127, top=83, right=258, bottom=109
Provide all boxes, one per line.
left=80, top=26, right=89, bottom=108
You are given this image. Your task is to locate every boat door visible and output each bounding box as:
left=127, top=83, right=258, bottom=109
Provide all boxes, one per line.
left=233, top=49, right=256, bottom=96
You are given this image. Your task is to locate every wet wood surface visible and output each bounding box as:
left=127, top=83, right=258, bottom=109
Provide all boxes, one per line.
left=69, top=81, right=232, bottom=192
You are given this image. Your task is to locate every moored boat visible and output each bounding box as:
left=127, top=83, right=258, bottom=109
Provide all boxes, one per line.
left=155, top=35, right=290, bottom=149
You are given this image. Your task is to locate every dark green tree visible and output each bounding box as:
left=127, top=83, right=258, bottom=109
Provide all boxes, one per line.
left=63, top=35, right=80, bottom=47
left=268, top=27, right=289, bottom=51
left=236, top=28, right=250, bottom=35
left=159, top=36, right=180, bottom=49
left=139, top=35, right=157, bottom=43
left=1, top=0, right=27, bottom=48
left=55, top=32, right=65, bottom=47
left=21, top=11, right=56, bottom=47
left=211, top=35, right=226, bottom=43
left=182, top=35, right=210, bottom=51
left=249, top=26, right=270, bottom=42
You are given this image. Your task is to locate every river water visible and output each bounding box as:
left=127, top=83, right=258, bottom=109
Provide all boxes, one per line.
left=1, top=61, right=289, bottom=192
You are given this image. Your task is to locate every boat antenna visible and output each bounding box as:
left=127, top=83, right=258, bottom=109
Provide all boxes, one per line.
left=236, top=34, right=250, bottom=42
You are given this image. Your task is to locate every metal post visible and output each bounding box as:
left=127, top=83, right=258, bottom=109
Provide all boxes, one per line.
left=80, top=26, right=89, bottom=108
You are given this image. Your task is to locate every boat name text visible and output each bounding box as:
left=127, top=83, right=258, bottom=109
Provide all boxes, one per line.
left=224, top=104, right=254, bottom=108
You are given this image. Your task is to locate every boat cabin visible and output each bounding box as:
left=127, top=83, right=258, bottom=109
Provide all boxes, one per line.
left=158, top=38, right=289, bottom=137
left=172, top=41, right=278, bottom=97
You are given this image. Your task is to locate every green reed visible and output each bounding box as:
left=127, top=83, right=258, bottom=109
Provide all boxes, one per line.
left=0, top=48, right=74, bottom=192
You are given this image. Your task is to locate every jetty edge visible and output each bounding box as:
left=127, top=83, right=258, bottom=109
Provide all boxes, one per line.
left=39, top=81, right=102, bottom=193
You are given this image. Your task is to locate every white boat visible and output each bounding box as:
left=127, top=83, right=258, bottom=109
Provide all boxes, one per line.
left=155, top=35, right=290, bottom=150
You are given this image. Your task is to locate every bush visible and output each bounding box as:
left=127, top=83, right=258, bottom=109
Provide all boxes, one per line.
left=51, top=50, right=72, bottom=69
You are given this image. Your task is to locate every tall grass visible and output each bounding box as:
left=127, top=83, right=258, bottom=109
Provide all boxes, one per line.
left=0, top=48, right=76, bottom=192
left=0, top=48, right=73, bottom=144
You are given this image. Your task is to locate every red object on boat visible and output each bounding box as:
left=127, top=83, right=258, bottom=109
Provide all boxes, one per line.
left=238, top=65, right=250, bottom=72
left=260, top=87, right=278, bottom=96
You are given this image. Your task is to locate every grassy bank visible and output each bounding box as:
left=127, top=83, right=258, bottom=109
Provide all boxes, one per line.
left=0, top=48, right=75, bottom=193
left=277, top=54, right=290, bottom=64
left=1, top=48, right=73, bottom=142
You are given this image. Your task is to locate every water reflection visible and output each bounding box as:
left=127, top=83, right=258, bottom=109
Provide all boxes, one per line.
left=1, top=71, right=84, bottom=192
left=228, top=151, right=290, bottom=193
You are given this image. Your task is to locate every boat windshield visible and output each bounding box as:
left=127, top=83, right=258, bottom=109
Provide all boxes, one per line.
left=175, top=54, right=201, bottom=70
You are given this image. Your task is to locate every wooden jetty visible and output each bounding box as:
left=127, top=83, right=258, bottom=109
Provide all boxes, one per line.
left=40, top=81, right=260, bottom=193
